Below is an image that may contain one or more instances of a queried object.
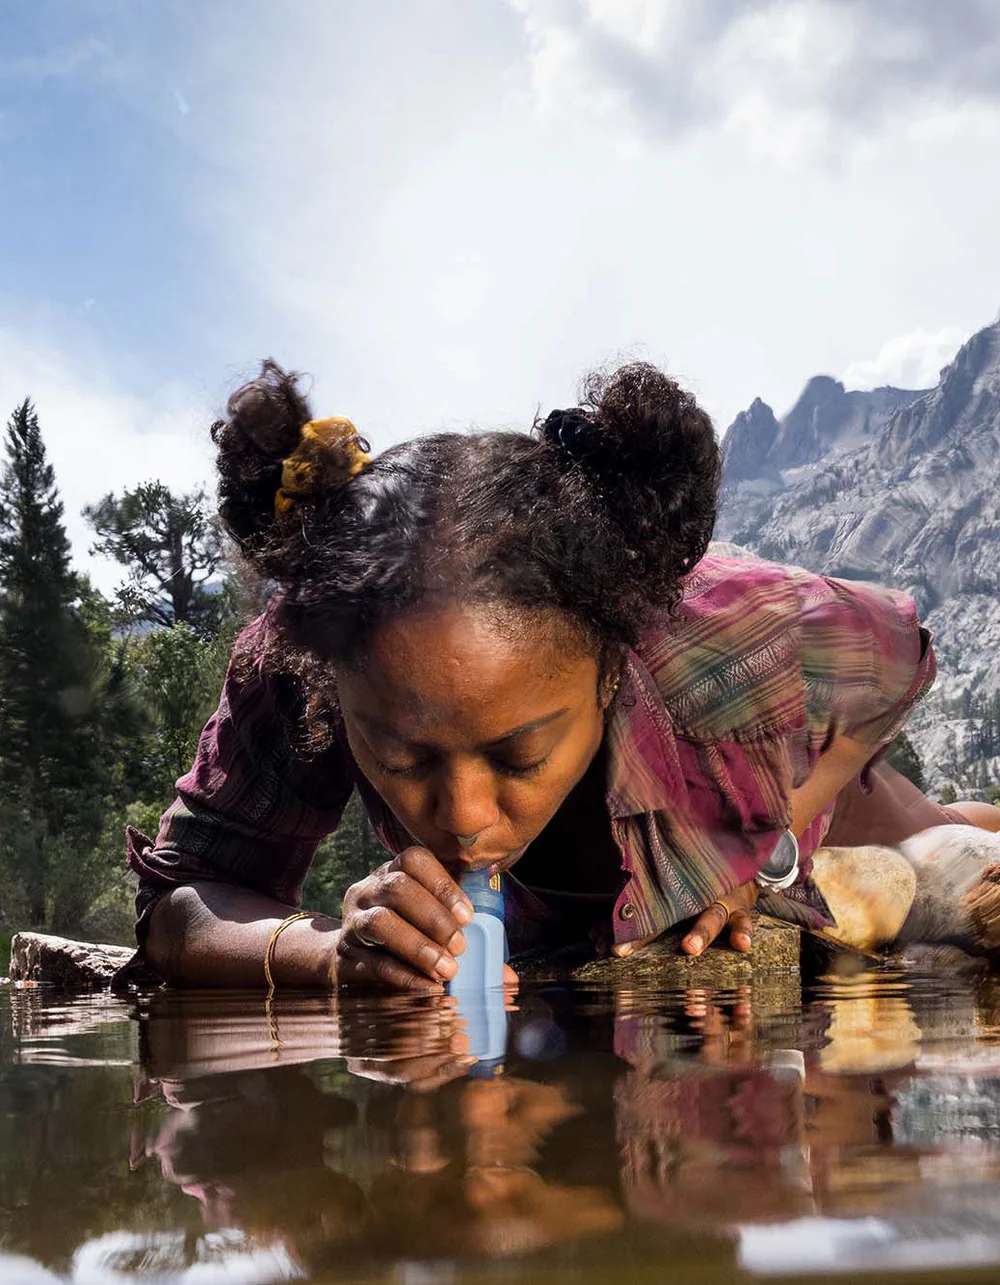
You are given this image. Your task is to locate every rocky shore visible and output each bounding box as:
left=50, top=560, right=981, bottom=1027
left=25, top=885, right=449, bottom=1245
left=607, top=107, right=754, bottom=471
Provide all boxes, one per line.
left=7, top=919, right=803, bottom=991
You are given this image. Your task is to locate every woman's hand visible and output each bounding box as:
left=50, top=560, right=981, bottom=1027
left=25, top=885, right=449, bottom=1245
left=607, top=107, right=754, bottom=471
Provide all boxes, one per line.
left=611, top=880, right=759, bottom=959
left=680, top=881, right=758, bottom=956
left=336, top=847, right=474, bottom=990
left=336, top=846, right=519, bottom=991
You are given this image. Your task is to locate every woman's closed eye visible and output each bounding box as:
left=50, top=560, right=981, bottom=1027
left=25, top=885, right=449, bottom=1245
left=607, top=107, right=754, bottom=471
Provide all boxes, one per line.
left=372, top=754, right=550, bottom=781
left=493, top=754, right=549, bottom=779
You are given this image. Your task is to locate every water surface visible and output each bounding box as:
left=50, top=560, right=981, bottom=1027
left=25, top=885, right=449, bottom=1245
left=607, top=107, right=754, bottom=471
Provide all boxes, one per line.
left=5, top=963, right=1000, bottom=1282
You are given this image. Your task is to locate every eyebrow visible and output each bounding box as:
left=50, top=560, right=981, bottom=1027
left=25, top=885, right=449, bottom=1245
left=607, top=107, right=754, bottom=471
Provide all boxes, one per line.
left=354, top=708, right=570, bottom=750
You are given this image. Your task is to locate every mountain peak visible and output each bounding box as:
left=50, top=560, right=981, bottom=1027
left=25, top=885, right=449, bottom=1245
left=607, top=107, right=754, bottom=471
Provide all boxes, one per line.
left=939, top=316, right=1000, bottom=393
left=721, top=397, right=780, bottom=483
left=874, top=314, right=1000, bottom=468
left=800, top=374, right=846, bottom=398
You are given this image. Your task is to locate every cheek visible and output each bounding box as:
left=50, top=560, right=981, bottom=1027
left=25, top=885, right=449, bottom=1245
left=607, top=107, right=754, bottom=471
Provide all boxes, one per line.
left=352, top=760, right=442, bottom=842
left=500, top=714, right=605, bottom=826
left=343, top=726, right=425, bottom=813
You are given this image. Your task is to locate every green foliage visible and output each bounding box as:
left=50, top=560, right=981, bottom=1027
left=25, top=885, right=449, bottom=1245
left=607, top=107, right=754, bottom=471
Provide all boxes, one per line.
left=84, top=481, right=224, bottom=634
left=884, top=730, right=925, bottom=792
left=968, top=691, right=1000, bottom=763
left=0, top=401, right=111, bottom=928
left=303, top=792, right=386, bottom=917
left=74, top=799, right=165, bottom=944
left=939, top=783, right=958, bottom=805
left=0, top=399, right=240, bottom=939
left=127, top=622, right=228, bottom=785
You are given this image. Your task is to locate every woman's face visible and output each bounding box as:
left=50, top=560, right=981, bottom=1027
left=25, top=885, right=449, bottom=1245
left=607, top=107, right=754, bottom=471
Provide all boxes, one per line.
left=336, top=603, right=611, bottom=874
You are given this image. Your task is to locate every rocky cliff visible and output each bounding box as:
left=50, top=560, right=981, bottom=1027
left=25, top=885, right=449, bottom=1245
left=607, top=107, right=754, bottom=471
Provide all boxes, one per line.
left=716, top=315, right=1000, bottom=796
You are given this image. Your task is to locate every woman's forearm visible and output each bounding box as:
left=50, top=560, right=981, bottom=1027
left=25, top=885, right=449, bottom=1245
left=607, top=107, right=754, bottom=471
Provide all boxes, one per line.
left=788, top=732, right=880, bottom=839
left=144, top=881, right=341, bottom=988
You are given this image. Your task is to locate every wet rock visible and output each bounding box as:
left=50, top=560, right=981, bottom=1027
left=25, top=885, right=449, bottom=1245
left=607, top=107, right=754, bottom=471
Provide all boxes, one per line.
left=8, top=932, right=134, bottom=989
left=897, top=942, right=987, bottom=978
left=898, top=824, right=1000, bottom=953
left=811, top=844, right=917, bottom=952
left=515, top=915, right=800, bottom=987
left=819, top=988, right=922, bottom=1074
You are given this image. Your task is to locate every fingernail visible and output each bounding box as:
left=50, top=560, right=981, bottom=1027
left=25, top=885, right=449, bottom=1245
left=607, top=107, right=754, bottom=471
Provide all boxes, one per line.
left=453, top=900, right=474, bottom=925
left=447, top=931, right=465, bottom=955
left=688, top=935, right=704, bottom=954
left=613, top=943, right=633, bottom=958
left=434, top=954, right=457, bottom=981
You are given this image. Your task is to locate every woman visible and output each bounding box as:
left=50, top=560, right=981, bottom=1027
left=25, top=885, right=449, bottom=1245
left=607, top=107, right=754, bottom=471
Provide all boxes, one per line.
left=129, top=360, right=997, bottom=990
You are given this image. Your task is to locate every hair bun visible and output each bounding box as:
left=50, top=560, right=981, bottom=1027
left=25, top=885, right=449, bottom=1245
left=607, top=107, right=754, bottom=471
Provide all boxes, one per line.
left=212, top=359, right=316, bottom=569
left=223, top=359, right=309, bottom=460
left=539, top=361, right=722, bottom=597
left=541, top=406, right=597, bottom=461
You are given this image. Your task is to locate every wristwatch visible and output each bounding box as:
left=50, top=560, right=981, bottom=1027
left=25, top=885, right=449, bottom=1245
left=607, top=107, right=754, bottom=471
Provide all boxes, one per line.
left=755, top=829, right=800, bottom=892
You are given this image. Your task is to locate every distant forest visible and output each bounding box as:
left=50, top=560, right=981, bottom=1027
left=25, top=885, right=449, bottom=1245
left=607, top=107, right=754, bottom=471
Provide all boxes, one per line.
left=0, top=400, right=379, bottom=950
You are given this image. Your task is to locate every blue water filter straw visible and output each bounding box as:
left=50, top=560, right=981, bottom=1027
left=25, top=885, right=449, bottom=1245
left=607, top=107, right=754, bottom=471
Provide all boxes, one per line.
left=447, top=868, right=508, bottom=1076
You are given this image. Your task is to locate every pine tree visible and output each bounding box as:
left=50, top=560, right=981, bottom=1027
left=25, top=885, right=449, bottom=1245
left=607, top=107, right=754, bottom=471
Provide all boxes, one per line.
left=0, top=400, right=105, bottom=928
left=885, top=730, right=926, bottom=792
left=84, top=482, right=224, bottom=635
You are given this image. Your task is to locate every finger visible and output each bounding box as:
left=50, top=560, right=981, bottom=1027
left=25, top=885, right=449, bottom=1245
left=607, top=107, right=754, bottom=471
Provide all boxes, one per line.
left=336, top=938, right=444, bottom=993
left=346, top=1053, right=476, bottom=1088
left=407, top=1057, right=481, bottom=1094
left=683, top=988, right=710, bottom=1019
left=611, top=932, right=660, bottom=958
left=347, top=907, right=460, bottom=983
left=356, top=870, right=468, bottom=953
left=731, top=986, right=753, bottom=1031
left=394, top=847, right=475, bottom=924
left=695, top=1005, right=727, bottom=1038
left=503, top=963, right=519, bottom=988
left=681, top=902, right=730, bottom=956
left=728, top=909, right=754, bottom=953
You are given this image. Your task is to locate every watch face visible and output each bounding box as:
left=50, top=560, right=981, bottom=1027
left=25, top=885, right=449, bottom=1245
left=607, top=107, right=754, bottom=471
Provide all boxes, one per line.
left=758, top=831, right=799, bottom=886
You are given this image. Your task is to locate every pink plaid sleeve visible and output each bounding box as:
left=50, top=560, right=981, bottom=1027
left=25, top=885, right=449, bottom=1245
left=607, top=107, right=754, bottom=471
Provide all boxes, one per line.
left=791, top=568, right=937, bottom=777
left=127, top=613, right=354, bottom=943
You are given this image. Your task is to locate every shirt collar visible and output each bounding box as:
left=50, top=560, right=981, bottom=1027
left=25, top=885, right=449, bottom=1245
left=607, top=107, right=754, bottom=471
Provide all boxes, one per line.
left=604, top=650, right=690, bottom=819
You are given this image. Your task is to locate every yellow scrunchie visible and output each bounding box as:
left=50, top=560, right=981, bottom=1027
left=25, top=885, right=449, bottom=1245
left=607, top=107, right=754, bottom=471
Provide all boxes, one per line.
left=274, top=417, right=370, bottom=518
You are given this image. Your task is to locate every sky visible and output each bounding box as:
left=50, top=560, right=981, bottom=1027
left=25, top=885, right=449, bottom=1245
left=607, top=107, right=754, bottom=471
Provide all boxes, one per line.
left=2, top=0, right=1000, bottom=593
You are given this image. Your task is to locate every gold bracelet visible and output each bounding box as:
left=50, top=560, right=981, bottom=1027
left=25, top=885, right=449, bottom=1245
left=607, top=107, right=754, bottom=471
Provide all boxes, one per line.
left=263, top=911, right=313, bottom=997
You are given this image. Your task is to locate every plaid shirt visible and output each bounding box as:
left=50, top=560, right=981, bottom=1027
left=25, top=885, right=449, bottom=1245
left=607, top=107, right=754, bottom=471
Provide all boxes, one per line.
left=127, top=553, right=936, bottom=949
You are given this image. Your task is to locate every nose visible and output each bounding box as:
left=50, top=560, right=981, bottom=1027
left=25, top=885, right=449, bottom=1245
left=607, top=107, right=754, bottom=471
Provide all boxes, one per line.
left=432, top=760, right=499, bottom=848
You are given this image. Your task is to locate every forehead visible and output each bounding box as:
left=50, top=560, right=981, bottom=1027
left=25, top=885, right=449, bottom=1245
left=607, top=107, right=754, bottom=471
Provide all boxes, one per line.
left=340, top=603, right=597, bottom=745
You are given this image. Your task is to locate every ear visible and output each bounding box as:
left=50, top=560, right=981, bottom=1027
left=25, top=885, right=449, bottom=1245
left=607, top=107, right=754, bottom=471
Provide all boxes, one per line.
left=599, top=666, right=622, bottom=711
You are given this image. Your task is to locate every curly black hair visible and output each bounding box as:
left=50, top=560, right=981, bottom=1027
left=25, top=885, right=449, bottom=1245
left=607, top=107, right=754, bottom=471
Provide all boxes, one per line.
left=213, top=359, right=721, bottom=677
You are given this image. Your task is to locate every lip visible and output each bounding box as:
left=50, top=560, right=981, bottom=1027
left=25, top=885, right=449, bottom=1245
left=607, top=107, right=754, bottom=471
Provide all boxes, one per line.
left=457, top=846, right=527, bottom=876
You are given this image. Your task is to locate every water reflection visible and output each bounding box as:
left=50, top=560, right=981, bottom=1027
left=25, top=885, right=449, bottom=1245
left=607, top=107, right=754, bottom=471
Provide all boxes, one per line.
left=135, top=991, right=624, bottom=1267
left=6, top=968, right=1000, bottom=1281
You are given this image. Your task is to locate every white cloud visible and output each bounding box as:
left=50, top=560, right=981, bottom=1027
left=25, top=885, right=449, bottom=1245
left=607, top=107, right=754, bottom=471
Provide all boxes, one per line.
left=506, top=0, right=1000, bottom=160
left=0, top=326, right=215, bottom=595
left=843, top=327, right=966, bottom=391
left=11, top=1, right=1000, bottom=463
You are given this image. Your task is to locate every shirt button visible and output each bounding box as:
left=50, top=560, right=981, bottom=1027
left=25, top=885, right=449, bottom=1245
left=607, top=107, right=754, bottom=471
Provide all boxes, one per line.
left=619, top=902, right=636, bottom=921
